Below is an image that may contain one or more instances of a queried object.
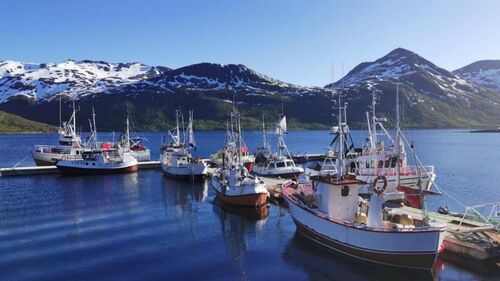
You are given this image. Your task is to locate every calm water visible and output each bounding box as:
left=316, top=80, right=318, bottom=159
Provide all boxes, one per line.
left=0, top=130, right=499, bottom=280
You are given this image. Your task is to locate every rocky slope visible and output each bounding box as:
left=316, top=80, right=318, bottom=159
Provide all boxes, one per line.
left=453, top=60, right=500, bottom=93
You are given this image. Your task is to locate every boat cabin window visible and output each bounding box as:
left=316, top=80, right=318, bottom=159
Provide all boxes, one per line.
left=365, top=161, right=369, bottom=169
left=276, top=162, right=286, bottom=168
left=385, top=159, right=390, bottom=168
left=59, top=141, right=72, bottom=146
left=378, top=160, right=384, bottom=169
left=391, top=157, right=398, bottom=168
left=286, top=161, right=294, bottom=167
left=341, top=186, right=349, bottom=197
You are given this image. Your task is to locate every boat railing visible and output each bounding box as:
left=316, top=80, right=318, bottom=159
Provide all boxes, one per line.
left=34, top=145, right=71, bottom=154
left=359, top=165, right=435, bottom=177
left=457, top=202, right=499, bottom=232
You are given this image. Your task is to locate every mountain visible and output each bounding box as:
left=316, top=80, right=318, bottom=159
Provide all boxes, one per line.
left=1, top=49, right=500, bottom=131
left=0, top=60, right=170, bottom=102
left=453, top=60, right=500, bottom=93
left=326, top=48, right=500, bottom=128
left=0, top=60, right=331, bottom=130
left=0, top=110, right=56, bottom=133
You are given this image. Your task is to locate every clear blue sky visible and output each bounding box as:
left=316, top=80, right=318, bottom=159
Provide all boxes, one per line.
left=1, top=0, right=499, bottom=86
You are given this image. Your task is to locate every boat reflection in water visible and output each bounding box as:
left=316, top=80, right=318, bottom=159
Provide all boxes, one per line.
left=283, top=233, right=440, bottom=281
left=161, top=175, right=209, bottom=219
left=212, top=198, right=269, bottom=280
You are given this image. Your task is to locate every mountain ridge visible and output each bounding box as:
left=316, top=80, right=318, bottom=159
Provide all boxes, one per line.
left=1, top=48, right=500, bottom=130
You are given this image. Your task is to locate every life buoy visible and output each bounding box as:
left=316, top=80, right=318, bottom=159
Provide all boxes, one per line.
left=372, top=175, right=387, bottom=195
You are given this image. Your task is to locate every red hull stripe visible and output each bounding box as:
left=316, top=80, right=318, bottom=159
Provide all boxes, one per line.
left=212, top=188, right=268, bottom=207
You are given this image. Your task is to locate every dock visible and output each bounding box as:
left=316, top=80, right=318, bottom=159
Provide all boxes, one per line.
left=391, top=205, right=499, bottom=267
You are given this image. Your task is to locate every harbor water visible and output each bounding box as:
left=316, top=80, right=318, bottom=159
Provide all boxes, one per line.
left=0, top=130, right=498, bottom=280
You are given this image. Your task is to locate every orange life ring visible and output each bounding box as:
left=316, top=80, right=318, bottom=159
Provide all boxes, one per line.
left=372, top=175, right=387, bottom=195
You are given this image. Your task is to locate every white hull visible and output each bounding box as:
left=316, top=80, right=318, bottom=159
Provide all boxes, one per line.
left=130, top=149, right=151, bottom=162
left=252, top=165, right=303, bottom=178
left=161, top=162, right=207, bottom=177
left=210, top=176, right=268, bottom=197
left=32, top=148, right=87, bottom=166
left=284, top=195, right=446, bottom=269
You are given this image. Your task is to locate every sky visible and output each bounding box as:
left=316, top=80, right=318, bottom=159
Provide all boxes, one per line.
left=1, top=0, right=499, bottom=86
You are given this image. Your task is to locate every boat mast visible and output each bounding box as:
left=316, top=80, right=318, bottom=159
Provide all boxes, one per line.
left=336, top=89, right=346, bottom=177
left=92, top=107, right=98, bottom=148
left=262, top=113, right=268, bottom=151
left=371, top=90, right=378, bottom=148
left=175, top=109, right=180, bottom=146
left=396, top=84, right=401, bottom=187
left=235, top=105, right=242, bottom=165
left=125, top=116, right=131, bottom=150
left=188, top=110, right=196, bottom=149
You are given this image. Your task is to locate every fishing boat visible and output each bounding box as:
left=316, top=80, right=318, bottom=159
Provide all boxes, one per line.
left=354, top=91, right=436, bottom=194
left=253, top=113, right=304, bottom=179
left=56, top=109, right=138, bottom=175
left=210, top=113, right=255, bottom=172
left=160, top=110, right=207, bottom=180
left=32, top=100, right=88, bottom=166
left=120, top=117, right=151, bottom=162
left=282, top=89, right=446, bottom=270
left=210, top=106, right=268, bottom=207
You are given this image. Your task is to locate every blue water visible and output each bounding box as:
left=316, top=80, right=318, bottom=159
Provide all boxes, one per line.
left=0, top=130, right=498, bottom=280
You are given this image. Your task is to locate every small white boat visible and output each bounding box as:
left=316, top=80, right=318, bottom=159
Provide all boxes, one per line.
left=121, top=117, right=151, bottom=162
left=253, top=114, right=303, bottom=179
left=210, top=105, right=268, bottom=207
left=160, top=110, right=207, bottom=180
left=284, top=88, right=446, bottom=270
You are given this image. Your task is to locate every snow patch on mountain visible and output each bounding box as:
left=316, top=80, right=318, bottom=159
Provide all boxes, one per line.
left=454, top=60, right=500, bottom=93
left=0, top=60, right=167, bottom=102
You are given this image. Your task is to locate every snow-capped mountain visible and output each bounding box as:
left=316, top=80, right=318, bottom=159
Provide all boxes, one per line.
left=0, top=60, right=322, bottom=103
left=152, top=63, right=317, bottom=96
left=325, top=48, right=500, bottom=128
left=454, top=60, right=500, bottom=93
left=0, top=60, right=169, bottom=102
left=328, top=48, right=480, bottom=99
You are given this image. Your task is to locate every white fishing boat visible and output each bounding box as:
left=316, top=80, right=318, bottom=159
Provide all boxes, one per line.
left=283, top=89, right=446, bottom=270
left=253, top=114, right=304, bottom=179
left=32, top=100, right=88, bottom=166
left=210, top=105, right=269, bottom=207
left=120, top=117, right=151, bottom=162
left=354, top=91, right=436, bottom=194
left=56, top=109, right=138, bottom=175
left=160, top=110, right=207, bottom=180
left=210, top=113, right=255, bottom=172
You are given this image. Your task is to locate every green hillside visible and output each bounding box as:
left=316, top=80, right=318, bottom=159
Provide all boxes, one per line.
left=0, top=111, right=57, bottom=133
